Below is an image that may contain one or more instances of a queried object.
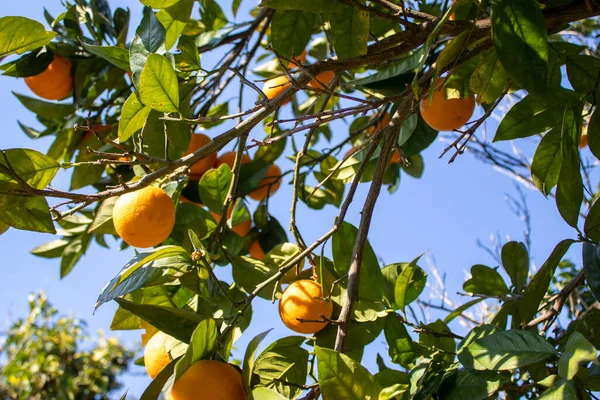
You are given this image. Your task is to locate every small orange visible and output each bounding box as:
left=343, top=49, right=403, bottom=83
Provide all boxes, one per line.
left=279, top=279, right=333, bottom=334
left=420, top=79, right=475, bottom=131
left=185, top=133, right=218, bottom=180
left=216, top=151, right=251, bottom=170
left=248, top=164, right=282, bottom=201
left=249, top=240, right=265, bottom=260
left=367, top=112, right=391, bottom=136
left=390, top=150, right=402, bottom=163
left=449, top=0, right=457, bottom=20
left=113, top=186, right=176, bottom=248
left=211, top=206, right=251, bottom=237
left=579, top=133, right=588, bottom=149
left=169, top=360, right=245, bottom=400
left=144, top=331, right=171, bottom=379
left=307, top=71, right=335, bottom=89
left=288, top=49, right=307, bottom=68
left=262, top=75, right=291, bottom=105
left=25, top=55, right=73, bottom=100
left=180, top=195, right=203, bottom=207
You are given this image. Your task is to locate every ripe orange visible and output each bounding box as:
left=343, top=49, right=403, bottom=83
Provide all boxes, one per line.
left=248, top=164, right=282, bottom=201
left=144, top=331, right=171, bottom=379
left=216, top=151, right=251, bottom=170
left=262, top=75, right=291, bottom=105
left=390, top=150, right=402, bottom=163
left=211, top=206, right=251, bottom=237
left=113, top=186, right=176, bottom=248
left=367, top=112, right=391, bottom=136
left=420, top=79, right=475, bottom=131
left=579, top=133, right=588, bottom=149
left=249, top=240, right=265, bottom=260
left=449, top=0, right=457, bottom=20
left=24, top=55, right=73, bottom=100
left=288, top=49, right=307, bottom=68
left=278, top=279, right=333, bottom=334
left=307, top=71, right=335, bottom=89
left=169, top=360, right=245, bottom=400
left=179, top=195, right=203, bottom=207
left=185, top=133, right=218, bottom=180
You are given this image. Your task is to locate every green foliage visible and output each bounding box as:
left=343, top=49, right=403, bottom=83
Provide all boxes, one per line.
left=0, top=292, right=134, bottom=399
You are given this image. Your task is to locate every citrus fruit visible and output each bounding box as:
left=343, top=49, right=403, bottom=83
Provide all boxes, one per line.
left=288, top=49, right=307, bottom=68
left=144, top=331, right=171, bottom=379
left=390, top=150, right=402, bottom=163
left=113, top=186, right=176, bottom=248
left=579, top=133, right=588, bottom=149
left=263, top=75, right=291, bottom=105
left=216, top=151, right=251, bottom=170
left=24, top=55, right=73, bottom=100
left=185, top=133, right=218, bottom=180
left=367, top=112, right=391, bottom=136
left=248, top=164, right=282, bottom=201
left=420, top=79, right=475, bottom=131
left=307, top=71, right=335, bottom=89
left=249, top=240, right=265, bottom=260
left=211, top=206, right=251, bottom=237
left=169, top=360, right=245, bottom=400
left=279, top=279, right=333, bottom=334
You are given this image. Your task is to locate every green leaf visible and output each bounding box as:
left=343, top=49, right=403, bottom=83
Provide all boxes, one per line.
left=316, top=346, right=382, bottom=400
left=139, top=53, right=180, bottom=113
left=199, top=0, right=228, bottom=31
left=520, top=239, right=575, bottom=324
left=332, top=221, right=383, bottom=302
left=375, top=369, right=409, bottom=399
left=140, top=110, right=191, bottom=159
left=350, top=48, right=425, bottom=87
left=328, top=4, right=369, bottom=61
left=1, top=48, right=54, bottom=78
left=0, top=196, right=55, bottom=234
left=141, top=0, right=182, bottom=8
left=384, top=314, right=419, bottom=367
left=13, top=92, right=75, bottom=120
left=458, top=324, right=501, bottom=370
left=381, top=262, right=427, bottom=310
left=443, top=298, right=486, bottom=324
left=402, top=115, right=439, bottom=157
left=242, top=329, right=271, bottom=396
left=254, top=336, right=309, bottom=399
left=582, top=242, right=600, bottom=302
left=118, top=92, right=151, bottom=142
left=175, top=35, right=201, bottom=72
left=566, top=55, right=600, bottom=94
left=0, top=148, right=59, bottom=189
left=501, top=241, right=529, bottom=291
left=588, top=108, right=600, bottom=161
left=157, top=0, right=194, bottom=50
left=555, top=111, right=583, bottom=229
left=271, top=10, right=315, bottom=59
left=198, top=164, right=232, bottom=213
left=115, top=298, right=203, bottom=343
left=470, top=49, right=509, bottom=104
left=82, top=43, right=130, bottom=71
left=538, top=379, right=578, bottom=399
left=441, top=370, right=505, bottom=400
left=531, top=127, right=564, bottom=196
left=397, top=113, right=418, bottom=148
left=0, top=16, right=57, bottom=57
left=130, top=8, right=166, bottom=84
left=490, top=0, right=548, bottom=96
left=259, top=0, right=345, bottom=13
left=584, top=200, right=600, bottom=242
left=30, top=238, right=70, bottom=258
left=174, top=319, right=218, bottom=382
left=558, top=332, right=599, bottom=380
left=140, top=358, right=178, bottom=400
left=263, top=242, right=305, bottom=271
left=88, top=197, right=118, bottom=235
left=231, top=256, right=281, bottom=300
left=466, top=329, right=557, bottom=371
left=419, top=319, right=456, bottom=365
left=251, top=388, right=287, bottom=400
left=60, top=233, right=90, bottom=278
left=435, top=31, right=470, bottom=80
left=394, top=256, right=427, bottom=312
left=463, top=265, right=510, bottom=297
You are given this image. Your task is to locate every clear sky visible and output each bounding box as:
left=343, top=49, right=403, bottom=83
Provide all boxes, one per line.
left=0, top=1, right=584, bottom=399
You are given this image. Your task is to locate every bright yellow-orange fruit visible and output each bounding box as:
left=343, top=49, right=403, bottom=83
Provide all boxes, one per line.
left=210, top=207, right=251, bottom=237
left=249, top=240, right=265, bottom=260
left=185, top=133, right=218, bottom=180
left=307, top=71, right=335, bottom=89
left=288, top=49, right=307, bottom=68
left=25, top=56, right=73, bottom=100
left=113, top=186, right=176, bottom=248
left=263, top=75, right=291, bottom=105
left=169, top=360, right=245, bottom=400
left=420, top=79, right=475, bottom=131
left=216, top=151, right=251, bottom=170
left=249, top=164, right=282, bottom=201
left=144, top=331, right=171, bottom=379
left=580, top=133, right=588, bottom=149
left=279, top=279, right=333, bottom=334
left=367, top=112, right=391, bottom=136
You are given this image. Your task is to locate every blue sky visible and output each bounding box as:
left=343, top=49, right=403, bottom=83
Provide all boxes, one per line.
left=0, top=1, right=585, bottom=398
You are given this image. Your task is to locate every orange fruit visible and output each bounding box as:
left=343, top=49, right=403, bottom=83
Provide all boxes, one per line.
left=169, top=360, right=245, bottom=400
left=180, top=195, right=203, bottom=207
left=449, top=0, right=457, bottom=20
left=367, top=112, right=391, bottom=136
left=248, top=164, right=282, bottom=201
left=263, top=75, right=291, bottom=105
left=24, top=55, right=73, bottom=100
left=126, top=70, right=133, bottom=80
left=278, top=279, right=333, bottom=334
left=390, top=150, right=402, bottom=163
left=307, top=71, right=335, bottom=89
left=420, top=79, right=475, bottom=131
left=579, top=133, right=588, bottom=149
left=249, top=240, right=265, bottom=260
left=216, top=151, right=251, bottom=170
left=211, top=206, right=251, bottom=237
left=144, top=331, right=171, bottom=379
left=288, top=49, right=307, bottom=68
left=113, top=186, right=176, bottom=248
left=185, top=133, right=218, bottom=180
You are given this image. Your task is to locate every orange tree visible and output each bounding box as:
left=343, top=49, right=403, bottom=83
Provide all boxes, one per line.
left=0, top=0, right=600, bottom=398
